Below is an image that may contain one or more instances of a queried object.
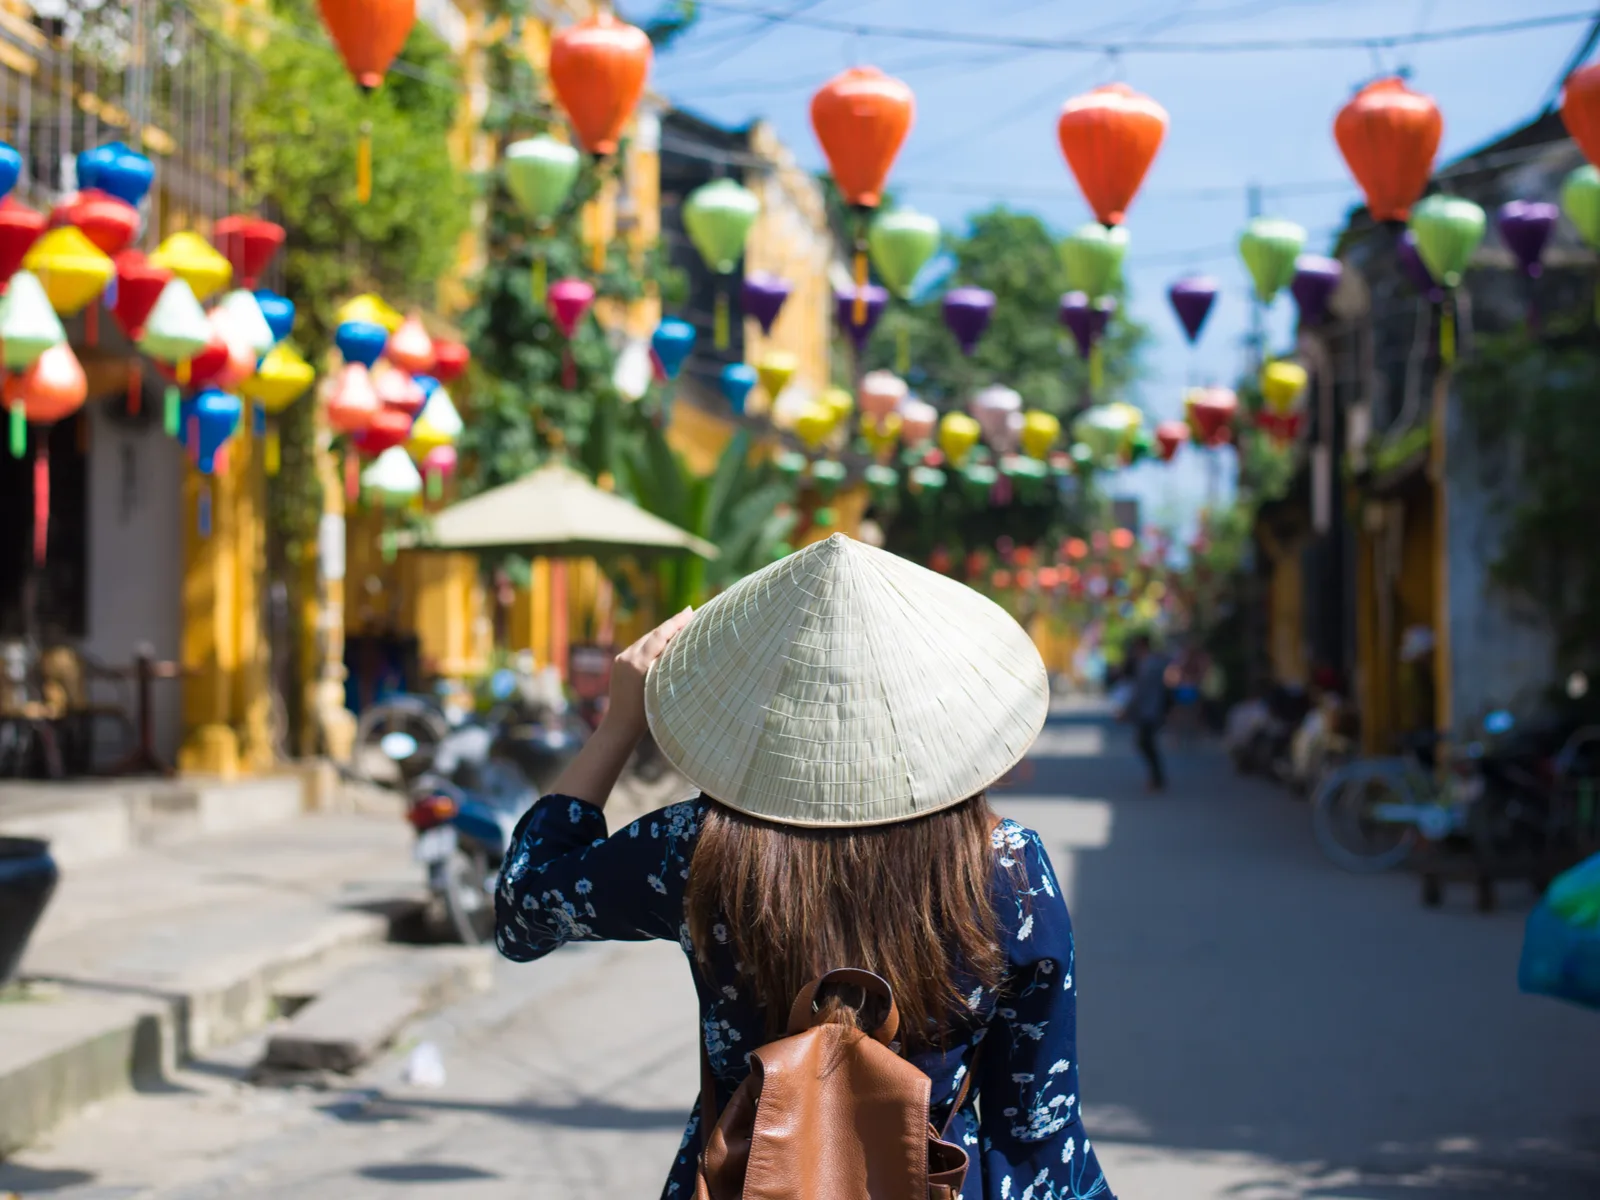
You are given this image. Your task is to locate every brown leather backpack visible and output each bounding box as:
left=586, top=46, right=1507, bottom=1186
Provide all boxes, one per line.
left=694, top=967, right=975, bottom=1200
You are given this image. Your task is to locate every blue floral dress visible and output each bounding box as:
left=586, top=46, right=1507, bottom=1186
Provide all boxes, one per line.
left=496, top=795, right=1116, bottom=1200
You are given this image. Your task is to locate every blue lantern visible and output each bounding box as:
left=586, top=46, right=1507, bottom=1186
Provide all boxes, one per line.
left=335, top=320, right=388, bottom=368
left=414, top=374, right=441, bottom=399
left=651, top=318, right=695, bottom=381
left=254, top=290, right=296, bottom=345
left=76, top=141, right=124, bottom=191
left=719, top=363, right=757, bottom=415
left=180, top=389, right=244, bottom=476
left=79, top=141, right=154, bottom=207
left=0, top=143, right=19, bottom=202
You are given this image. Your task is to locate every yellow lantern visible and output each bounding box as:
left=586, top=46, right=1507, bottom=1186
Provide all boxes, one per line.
left=862, top=411, right=902, bottom=460
left=757, top=351, right=797, bottom=403
left=337, top=292, right=404, bottom=333
left=938, top=411, right=981, bottom=466
left=240, top=344, right=316, bottom=413
left=1020, top=410, right=1060, bottom=460
left=795, top=403, right=836, bottom=452
left=1261, top=359, right=1308, bottom=415
left=25, top=227, right=113, bottom=317
left=821, top=386, right=854, bottom=426
left=150, top=232, right=232, bottom=303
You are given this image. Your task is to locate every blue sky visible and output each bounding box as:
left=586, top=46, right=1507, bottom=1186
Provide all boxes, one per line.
left=624, top=0, right=1595, bottom=532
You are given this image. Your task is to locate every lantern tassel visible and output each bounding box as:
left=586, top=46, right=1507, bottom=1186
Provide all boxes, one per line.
left=198, top=482, right=212, bottom=538
left=163, top=385, right=180, bottom=437
left=714, top=291, right=730, bottom=351
left=853, top=241, right=868, bottom=324
left=127, top=361, right=141, bottom=416
left=357, top=120, right=373, bottom=205
left=85, top=302, right=98, bottom=347
left=1089, top=344, right=1104, bottom=395
left=1440, top=302, right=1456, bottom=366
left=344, top=451, right=359, bottom=505
left=532, top=254, right=547, bottom=306
left=427, top=467, right=442, bottom=502
left=896, top=322, right=910, bottom=375
left=381, top=530, right=397, bottom=564
left=32, top=445, right=48, bottom=565
left=177, top=357, right=190, bottom=386
left=187, top=415, right=200, bottom=466
left=265, top=424, right=281, bottom=476
left=253, top=403, right=266, bottom=437
left=8, top=403, right=24, bottom=459
left=562, top=345, right=576, bottom=390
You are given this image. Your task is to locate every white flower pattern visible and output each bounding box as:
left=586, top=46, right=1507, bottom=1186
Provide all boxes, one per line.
left=496, top=798, right=1113, bottom=1200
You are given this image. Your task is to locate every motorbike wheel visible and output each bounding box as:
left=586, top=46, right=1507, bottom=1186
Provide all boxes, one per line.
left=1311, top=761, right=1418, bottom=873
left=442, top=844, right=498, bottom=945
left=352, top=697, right=450, bottom=786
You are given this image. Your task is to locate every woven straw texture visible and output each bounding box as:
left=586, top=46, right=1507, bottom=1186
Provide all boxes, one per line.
left=644, top=533, right=1049, bottom=828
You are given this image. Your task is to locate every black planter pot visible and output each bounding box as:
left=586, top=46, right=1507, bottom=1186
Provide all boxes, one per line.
left=0, top=837, right=59, bottom=985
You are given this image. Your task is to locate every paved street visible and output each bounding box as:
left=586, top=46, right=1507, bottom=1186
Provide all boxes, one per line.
left=4, top=704, right=1599, bottom=1199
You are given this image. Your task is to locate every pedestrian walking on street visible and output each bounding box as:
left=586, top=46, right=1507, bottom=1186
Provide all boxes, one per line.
left=1123, top=633, right=1171, bottom=792
left=495, top=534, right=1117, bottom=1200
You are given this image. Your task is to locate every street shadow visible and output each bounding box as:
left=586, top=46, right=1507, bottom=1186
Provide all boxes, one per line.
left=317, top=1090, right=688, bottom=1132
left=1037, top=717, right=1600, bottom=1199
left=359, top=1162, right=499, bottom=1184
left=0, top=1165, right=96, bottom=1193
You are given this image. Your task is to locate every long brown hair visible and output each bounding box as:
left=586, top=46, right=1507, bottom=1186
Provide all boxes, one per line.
left=686, top=794, right=1002, bottom=1050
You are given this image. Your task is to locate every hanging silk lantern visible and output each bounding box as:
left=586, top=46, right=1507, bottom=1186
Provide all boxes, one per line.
left=1059, top=291, right=1116, bottom=394
left=61, top=190, right=139, bottom=257
left=180, top=388, right=243, bottom=476
left=385, top=314, right=436, bottom=375
left=835, top=284, right=888, bottom=354
left=719, top=363, right=757, bottom=415
left=240, top=343, right=315, bottom=475
left=77, top=142, right=154, bottom=208
left=420, top=443, right=457, bottom=501
left=756, top=351, right=796, bottom=405
left=0, top=143, right=18, bottom=201
left=1562, top=167, right=1600, bottom=322
left=1561, top=61, right=1600, bottom=169
left=1397, top=230, right=1443, bottom=301
left=1290, top=256, right=1343, bottom=326
left=1409, top=194, right=1485, bottom=363
left=1238, top=218, right=1306, bottom=304
left=213, top=216, right=285, bottom=289
left=216, top=289, right=276, bottom=359
left=353, top=404, right=414, bottom=458
left=969, top=384, right=1021, bottom=447
left=651, top=318, right=695, bottom=381
left=683, top=178, right=760, bottom=349
left=869, top=208, right=940, bottom=297
left=361, top=445, right=422, bottom=506
left=942, top=287, right=995, bottom=357
left=549, top=12, right=652, bottom=157
left=504, top=134, right=582, bottom=303
left=741, top=272, right=791, bottom=336
left=1061, top=223, right=1127, bottom=297
left=138, top=278, right=210, bottom=437
left=408, top=385, right=463, bottom=458
left=1256, top=409, right=1304, bottom=445
left=820, top=386, right=853, bottom=427
left=1184, top=386, right=1238, bottom=445
left=1333, top=78, right=1442, bottom=223
left=151, top=233, right=232, bottom=303
left=862, top=412, right=902, bottom=461
left=858, top=370, right=906, bottom=420
left=1167, top=275, right=1217, bottom=344
left=908, top=465, right=946, bottom=494
left=1072, top=404, right=1138, bottom=465
left=794, top=403, right=836, bottom=452
left=938, top=411, right=980, bottom=466
left=431, top=338, right=470, bottom=384
left=254, top=290, right=296, bottom=345
left=24, top=226, right=113, bottom=317
left=111, top=251, right=170, bottom=342
left=1001, top=454, right=1049, bottom=495
left=1020, top=410, right=1060, bottom=460
left=1155, top=419, right=1189, bottom=462
left=336, top=319, right=389, bottom=368
left=1497, top=201, right=1558, bottom=279
left=0, top=201, right=46, bottom=290
left=7, top=342, right=86, bottom=561
left=1056, top=83, right=1168, bottom=226
left=373, top=363, right=427, bottom=419
left=899, top=398, right=937, bottom=446
left=327, top=362, right=380, bottom=435
left=208, top=307, right=259, bottom=390
left=1260, top=360, right=1308, bottom=415
left=156, top=326, right=229, bottom=392
left=959, top=461, right=998, bottom=503
left=864, top=462, right=899, bottom=495
left=0, top=272, right=65, bottom=381
left=812, top=66, right=915, bottom=322
left=549, top=278, right=595, bottom=339
left=317, top=0, right=416, bottom=201
left=338, top=293, right=403, bottom=332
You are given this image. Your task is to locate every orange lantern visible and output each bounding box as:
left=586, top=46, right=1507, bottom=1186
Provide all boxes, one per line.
left=812, top=67, right=915, bottom=321
left=1561, top=62, right=1600, bottom=169
left=1333, top=78, right=1442, bottom=223
left=1065, top=537, right=1088, bottom=561
left=5, top=342, right=86, bottom=563
left=316, top=0, right=418, bottom=202
left=1110, top=528, right=1135, bottom=551
left=549, top=12, right=652, bottom=157
left=1056, top=84, right=1168, bottom=227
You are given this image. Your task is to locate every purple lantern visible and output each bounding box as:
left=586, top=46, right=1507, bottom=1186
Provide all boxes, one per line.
left=1290, top=255, right=1343, bottom=325
left=835, top=284, right=888, bottom=354
left=1166, top=275, right=1218, bottom=344
left=942, top=286, right=996, bottom=356
left=1497, top=200, right=1559, bottom=279
left=1397, top=230, right=1443, bottom=303
left=741, top=271, right=792, bottom=335
left=1060, top=291, right=1116, bottom=361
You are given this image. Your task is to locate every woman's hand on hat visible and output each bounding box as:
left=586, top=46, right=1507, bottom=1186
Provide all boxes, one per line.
left=606, top=607, right=694, bottom=740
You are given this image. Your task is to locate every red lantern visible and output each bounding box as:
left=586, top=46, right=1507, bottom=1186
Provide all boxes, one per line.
left=317, top=0, right=415, bottom=90
left=209, top=309, right=258, bottom=390
left=810, top=67, right=915, bottom=211
left=991, top=569, right=1013, bottom=590
left=0, top=199, right=46, bottom=289
left=385, top=314, right=435, bottom=374
left=352, top=404, right=413, bottom=457
left=6, top=343, right=87, bottom=564
left=157, top=329, right=230, bottom=390
left=1037, top=567, right=1060, bottom=589
left=1110, top=528, right=1135, bottom=551
left=548, top=12, right=652, bottom=156
left=61, top=189, right=140, bottom=256
left=431, top=339, right=470, bottom=383
left=1333, top=78, right=1442, bottom=223
left=373, top=364, right=425, bottom=418
left=1561, top=62, right=1600, bottom=169
left=1186, top=387, right=1238, bottom=445
left=1056, top=84, right=1168, bottom=227
left=1155, top=419, right=1189, bottom=462
left=1065, top=538, right=1088, bottom=561
left=327, top=362, right=379, bottom=435
left=1015, top=569, right=1035, bottom=591
left=213, top=215, right=285, bottom=289
left=111, top=251, right=171, bottom=341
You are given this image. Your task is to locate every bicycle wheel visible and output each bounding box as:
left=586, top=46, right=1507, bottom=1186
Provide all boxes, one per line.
left=352, top=697, right=450, bottom=785
left=1311, top=760, right=1419, bottom=873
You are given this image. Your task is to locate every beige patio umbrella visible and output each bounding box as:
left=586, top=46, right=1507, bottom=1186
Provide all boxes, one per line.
left=402, top=461, right=717, bottom=560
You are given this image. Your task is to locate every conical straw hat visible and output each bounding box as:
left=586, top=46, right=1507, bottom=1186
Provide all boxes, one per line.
left=645, top=533, right=1049, bottom=828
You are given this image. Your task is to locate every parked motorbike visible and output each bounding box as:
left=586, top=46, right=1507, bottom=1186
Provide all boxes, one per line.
left=1226, top=684, right=1310, bottom=782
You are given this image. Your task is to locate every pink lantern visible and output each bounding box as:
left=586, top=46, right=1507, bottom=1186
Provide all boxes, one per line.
left=898, top=397, right=937, bottom=445
left=858, top=370, right=906, bottom=420
left=373, top=364, right=426, bottom=418
left=385, top=314, right=436, bottom=374
left=209, top=308, right=257, bottom=389
left=548, top=278, right=596, bottom=338
left=422, top=443, right=457, bottom=501
left=326, top=363, right=379, bottom=435
left=968, top=384, right=1021, bottom=447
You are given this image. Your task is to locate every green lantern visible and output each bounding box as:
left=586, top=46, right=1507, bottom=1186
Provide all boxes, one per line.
left=959, top=461, right=998, bottom=502
left=1238, top=217, right=1306, bottom=303
left=1409, top=194, right=1486, bottom=363
left=909, top=464, right=947, bottom=493
left=1070, top=442, right=1095, bottom=471
left=684, top=178, right=761, bottom=349
left=774, top=450, right=808, bottom=479
left=869, top=208, right=940, bottom=297
left=1562, top=166, right=1600, bottom=248
left=1060, top=223, right=1128, bottom=298
left=809, top=458, right=848, bottom=498
left=1072, top=404, right=1139, bottom=466
left=504, top=135, right=581, bottom=304
left=864, top=462, right=899, bottom=495
left=1125, top=428, right=1155, bottom=465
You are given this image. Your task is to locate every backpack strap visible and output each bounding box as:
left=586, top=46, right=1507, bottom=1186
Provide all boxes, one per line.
left=939, top=1044, right=981, bottom=1139
left=786, top=967, right=900, bottom=1045
left=699, top=1039, right=719, bottom=1148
